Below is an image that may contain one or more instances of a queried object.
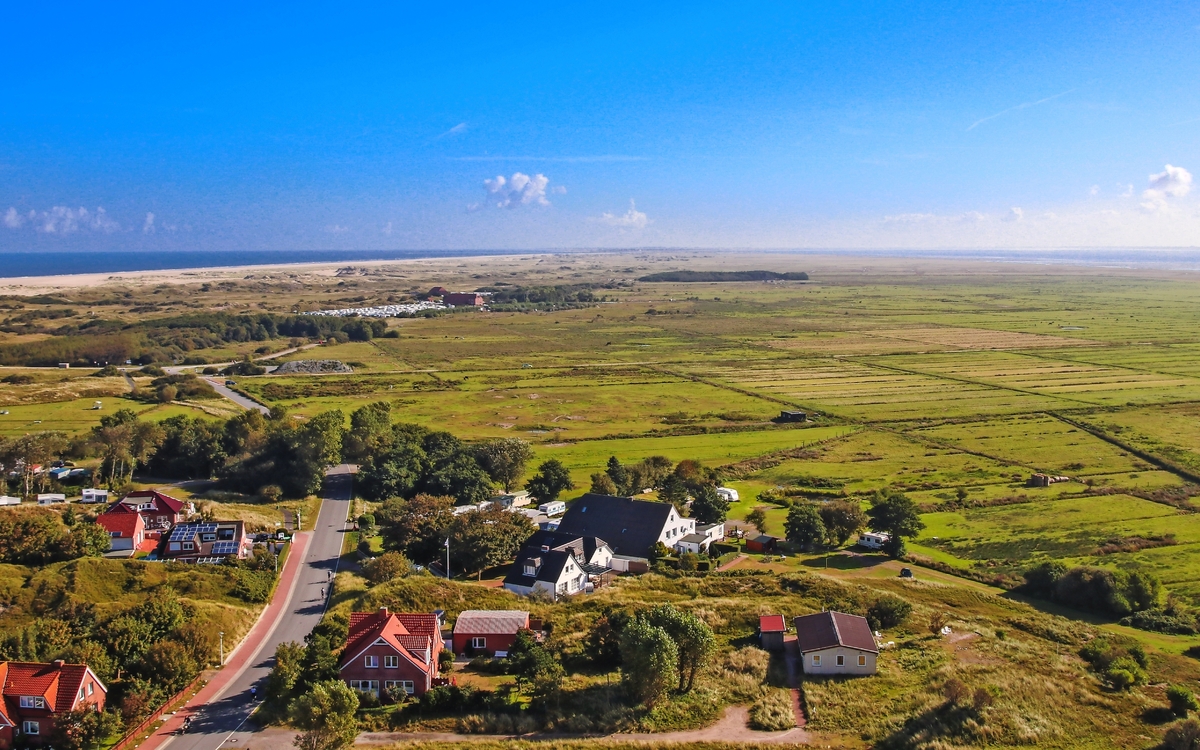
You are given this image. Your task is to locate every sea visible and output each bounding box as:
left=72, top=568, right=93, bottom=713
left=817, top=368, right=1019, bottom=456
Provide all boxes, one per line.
left=1, top=247, right=1199, bottom=279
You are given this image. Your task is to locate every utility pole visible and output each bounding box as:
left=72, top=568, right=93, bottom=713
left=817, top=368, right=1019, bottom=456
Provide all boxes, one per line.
left=445, top=537, right=450, bottom=580
left=219, top=632, right=225, bottom=666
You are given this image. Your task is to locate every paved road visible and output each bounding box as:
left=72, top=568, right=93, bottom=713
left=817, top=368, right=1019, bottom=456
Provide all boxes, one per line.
left=161, top=466, right=354, bottom=750
left=202, top=378, right=271, bottom=415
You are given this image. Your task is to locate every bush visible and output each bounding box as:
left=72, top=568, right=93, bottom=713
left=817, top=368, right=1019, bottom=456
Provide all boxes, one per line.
left=1169, top=686, right=1200, bottom=718
left=867, top=596, right=912, bottom=630
left=362, top=551, right=411, bottom=584
left=1164, top=718, right=1200, bottom=750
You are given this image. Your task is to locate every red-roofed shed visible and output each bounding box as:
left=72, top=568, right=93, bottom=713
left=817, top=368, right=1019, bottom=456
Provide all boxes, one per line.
left=758, top=614, right=787, bottom=651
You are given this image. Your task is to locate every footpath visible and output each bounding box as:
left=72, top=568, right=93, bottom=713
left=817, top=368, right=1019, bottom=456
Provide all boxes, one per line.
left=135, top=530, right=313, bottom=750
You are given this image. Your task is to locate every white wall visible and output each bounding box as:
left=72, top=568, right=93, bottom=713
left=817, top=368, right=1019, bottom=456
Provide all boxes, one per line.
left=801, top=647, right=876, bottom=675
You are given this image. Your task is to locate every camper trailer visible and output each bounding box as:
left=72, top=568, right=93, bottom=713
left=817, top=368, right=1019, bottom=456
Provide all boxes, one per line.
left=858, top=531, right=891, bottom=550
left=716, top=487, right=739, bottom=502
left=37, top=493, right=67, bottom=505
left=538, top=500, right=567, bottom=516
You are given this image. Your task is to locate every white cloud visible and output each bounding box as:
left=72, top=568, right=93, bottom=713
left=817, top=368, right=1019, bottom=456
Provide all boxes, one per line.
left=1142, top=164, right=1193, bottom=211
left=551, top=185, right=567, bottom=195
left=597, top=199, right=649, bottom=229
left=3, top=207, right=23, bottom=228
left=1003, top=207, right=1024, bottom=222
left=143, top=212, right=155, bottom=234
left=1089, top=185, right=1100, bottom=196
left=482, top=172, right=551, bottom=209
left=31, top=206, right=120, bottom=234
left=382, top=221, right=393, bottom=235
left=1121, top=183, right=1134, bottom=198
left=883, top=212, right=937, bottom=223
left=325, top=224, right=349, bottom=233
left=437, top=122, right=468, bottom=139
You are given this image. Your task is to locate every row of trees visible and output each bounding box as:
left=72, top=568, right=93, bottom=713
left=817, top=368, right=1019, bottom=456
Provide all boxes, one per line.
left=590, top=455, right=731, bottom=524
left=1022, top=561, right=1161, bottom=617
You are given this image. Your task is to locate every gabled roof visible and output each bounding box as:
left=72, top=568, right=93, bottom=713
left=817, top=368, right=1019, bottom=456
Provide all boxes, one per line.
left=759, top=614, right=787, bottom=633
left=554, top=493, right=679, bottom=557
left=340, top=609, right=438, bottom=672
left=504, top=548, right=573, bottom=588
left=95, top=512, right=143, bottom=537
left=0, top=661, right=104, bottom=712
left=452, top=610, right=530, bottom=635
left=120, top=489, right=186, bottom=514
left=794, top=611, right=877, bottom=654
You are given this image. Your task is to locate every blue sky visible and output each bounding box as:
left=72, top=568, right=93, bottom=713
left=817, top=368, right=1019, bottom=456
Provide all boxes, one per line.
left=2, top=1, right=1199, bottom=251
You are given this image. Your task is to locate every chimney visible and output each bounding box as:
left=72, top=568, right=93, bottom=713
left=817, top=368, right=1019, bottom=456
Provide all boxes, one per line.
left=52, top=659, right=65, bottom=668
left=540, top=545, right=550, bottom=552
left=379, top=606, right=389, bottom=617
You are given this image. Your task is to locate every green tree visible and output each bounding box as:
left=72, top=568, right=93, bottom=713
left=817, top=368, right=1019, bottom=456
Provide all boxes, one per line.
left=647, top=605, right=716, bottom=692
left=658, top=473, right=688, bottom=504
left=819, top=499, right=867, bottom=546
left=50, top=707, right=122, bottom=750
left=266, top=641, right=307, bottom=704
left=420, top=452, right=494, bottom=504
left=584, top=609, right=631, bottom=665
left=449, top=507, right=535, bottom=578
left=134, top=587, right=188, bottom=639
left=298, top=634, right=340, bottom=693
left=784, top=502, right=825, bottom=551
left=139, top=641, right=199, bottom=693
left=619, top=619, right=678, bottom=706
left=690, top=485, right=729, bottom=524
left=378, top=494, right=455, bottom=565
left=744, top=507, right=768, bottom=535
left=290, top=680, right=361, bottom=750
left=589, top=472, right=618, bottom=495
left=865, top=491, right=926, bottom=558
left=525, top=459, right=574, bottom=503
left=100, top=615, right=155, bottom=670
left=1169, top=685, right=1200, bottom=718
left=362, top=551, right=411, bottom=584
left=605, top=456, right=629, bottom=495
left=357, top=447, right=426, bottom=501
left=342, top=402, right=393, bottom=463
left=473, top=438, right=535, bottom=491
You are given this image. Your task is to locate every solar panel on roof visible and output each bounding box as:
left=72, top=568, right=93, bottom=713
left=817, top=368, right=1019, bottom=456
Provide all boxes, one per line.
left=211, top=541, right=239, bottom=555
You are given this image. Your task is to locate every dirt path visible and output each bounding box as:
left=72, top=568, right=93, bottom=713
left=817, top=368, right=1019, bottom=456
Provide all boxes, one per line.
left=357, top=706, right=810, bottom=746
left=717, top=554, right=749, bottom=572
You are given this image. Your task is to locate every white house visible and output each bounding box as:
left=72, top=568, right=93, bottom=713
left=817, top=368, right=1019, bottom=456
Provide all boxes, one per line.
left=36, top=493, right=66, bottom=505
left=794, top=611, right=878, bottom=676
left=555, top=493, right=696, bottom=559
left=81, top=488, right=109, bottom=504
left=675, top=522, right=726, bottom=554
left=504, top=530, right=614, bottom=600
left=858, top=531, right=890, bottom=550
left=716, top=487, right=739, bottom=502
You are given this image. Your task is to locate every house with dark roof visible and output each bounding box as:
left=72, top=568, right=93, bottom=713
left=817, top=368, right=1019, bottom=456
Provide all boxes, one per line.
left=503, top=530, right=614, bottom=600
left=160, top=520, right=249, bottom=563
left=106, top=489, right=193, bottom=532
left=794, top=611, right=878, bottom=675
left=339, top=608, right=443, bottom=699
left=554, top=493, right=696, bottom=559
left=451, top=610, right=530, bottom=656
left=0, top=660, right=107, bottom=747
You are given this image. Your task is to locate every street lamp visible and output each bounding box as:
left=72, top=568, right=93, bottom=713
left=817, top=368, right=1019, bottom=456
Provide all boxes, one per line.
left=444, top=538, right=450, bottom=580
left=219, top=632, right=225, bottom=666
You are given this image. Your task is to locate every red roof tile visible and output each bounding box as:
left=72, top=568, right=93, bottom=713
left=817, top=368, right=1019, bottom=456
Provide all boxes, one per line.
left=95, top=512, right=143, bottom=538
left=341, top=609, right=439, bottom=673
left=0, top=662, right=101, bottom=712
left=120, top=490, right=186, bottom=514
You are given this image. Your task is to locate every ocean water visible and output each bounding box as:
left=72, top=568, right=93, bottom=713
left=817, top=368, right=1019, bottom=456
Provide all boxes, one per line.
left=1, top=247, right=1199, bottom=280
left=0, top=249, right=532, bottom=279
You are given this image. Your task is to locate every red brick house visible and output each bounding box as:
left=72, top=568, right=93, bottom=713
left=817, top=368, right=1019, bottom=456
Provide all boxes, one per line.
left=0, top=660, right=106, bottom=748
left=106, top=490, right=193, bottom=533
left=94, top=512, right=145, bottom=553
left=338, top=608, right=442, bottom=699
left=451, top=610, right=530, bottom=656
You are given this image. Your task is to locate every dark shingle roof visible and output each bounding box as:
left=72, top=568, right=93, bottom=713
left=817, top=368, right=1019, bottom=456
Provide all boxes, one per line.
left=794, top=611, right=877, bottom=653
left=554, top=493, right=677, bottom=557
left=504, top=548, right=573, bottom=588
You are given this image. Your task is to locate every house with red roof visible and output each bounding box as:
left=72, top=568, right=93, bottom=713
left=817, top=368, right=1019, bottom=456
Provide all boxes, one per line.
left=94, top=512, right=145, bottom=555
left=0, top=660, right=106, bottom=748
left=758, top=614, right=787, bottom=651
left=338, top=608, right=443, bottom=700
left=793, top=611, right=878, bottom=675
left=105, top=489, right=193, bottom=533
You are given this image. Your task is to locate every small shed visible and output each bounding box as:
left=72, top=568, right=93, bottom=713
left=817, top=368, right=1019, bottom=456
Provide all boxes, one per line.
left=37, top=493, right=66, bottom=505
left=746, top=534, right=778, bottom=553
left=777, top=410, right=807, bottom=423
left=759, top=614, right=787, bottom=651
left=81, top=488, right=109, bottom=504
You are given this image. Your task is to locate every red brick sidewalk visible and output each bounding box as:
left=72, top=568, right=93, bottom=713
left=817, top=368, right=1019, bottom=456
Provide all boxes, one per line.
left=136, top=531, right=312, bottom=750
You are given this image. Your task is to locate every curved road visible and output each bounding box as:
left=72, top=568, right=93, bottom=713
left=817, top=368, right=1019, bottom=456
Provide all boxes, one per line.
left=161, top=465, right=353, bottom=750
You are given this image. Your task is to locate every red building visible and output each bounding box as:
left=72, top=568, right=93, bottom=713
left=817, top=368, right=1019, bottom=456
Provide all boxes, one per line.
left=450, top=610, right=530, bottom=656
left=0, top=660, right=107, bottom=748
left=338, top=608, right=442, bottom=699
left=106, top=490, right=192, bottom=533
left=94, top=512, right=145, bottom=553
left=442, top=292, right=485, bottom=306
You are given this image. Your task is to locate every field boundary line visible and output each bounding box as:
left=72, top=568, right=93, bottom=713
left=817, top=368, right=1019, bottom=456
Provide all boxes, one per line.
left=1046, top=412, right=1200, bottom=486
left=643, top=364, right=839, bottom=417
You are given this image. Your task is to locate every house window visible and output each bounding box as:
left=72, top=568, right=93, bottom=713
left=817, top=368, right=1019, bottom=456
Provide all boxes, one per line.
left=836, top=654, right=845, bottom=666
left=23, top=721, right=39, bottom=735
left=811, top=655, right=821, bottom=666
left=109, top=531, right=121, bottom=538
left=364, top=655, right=378, bottom=668
left=388, top=679, right=415, bottom=694
left=79, top=688, right=86, bottom=701
left=183, top=541, right=194, bottom=551
left=471, top=637, right=486, bottom=649
left=20, top=696, right=46, bottom=709
left=349, top=680, right=379, bottom=695
left=87, top=682, right=94, bottom=696
left=858, top=655, right=866, bottom=666
left=384, top=655, right=398, bottom=668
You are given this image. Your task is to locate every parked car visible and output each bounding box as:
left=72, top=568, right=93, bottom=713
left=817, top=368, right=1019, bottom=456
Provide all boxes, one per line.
left=225, top=380, right=237, bottom=386
left=899, top=567, right=914, bottom=579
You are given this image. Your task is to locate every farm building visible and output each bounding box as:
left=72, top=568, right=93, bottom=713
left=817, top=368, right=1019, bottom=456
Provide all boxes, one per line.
left=451, top=610, right=531, bottom=657
left=794, top=611, right=878, bottom=675
left=759, top=614, right=787, bottom=651
left=443, top=292, right=485, bottom=306
left=746, top=534, right=778, bottom=553
left=777, top=410, right=807, bottom=423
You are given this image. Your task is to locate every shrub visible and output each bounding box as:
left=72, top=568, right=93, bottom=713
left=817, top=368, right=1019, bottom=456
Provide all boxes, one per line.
left=363, top=551, right=411, bottom=584
left=1164, top=718, right=1200, bottom=750
left=867, top=596, right=911, bottom=630
left=972, top=686, right=995, bottom=712
left=1169, top=686, right=1200, bottom=718
left=942, top=678, right=969, bottom=705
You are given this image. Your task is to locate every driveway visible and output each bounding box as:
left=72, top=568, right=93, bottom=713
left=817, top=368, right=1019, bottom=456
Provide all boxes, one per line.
left=143, top=465, right=354, bottom=750
left=203, top=378, right=270, bottom=414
